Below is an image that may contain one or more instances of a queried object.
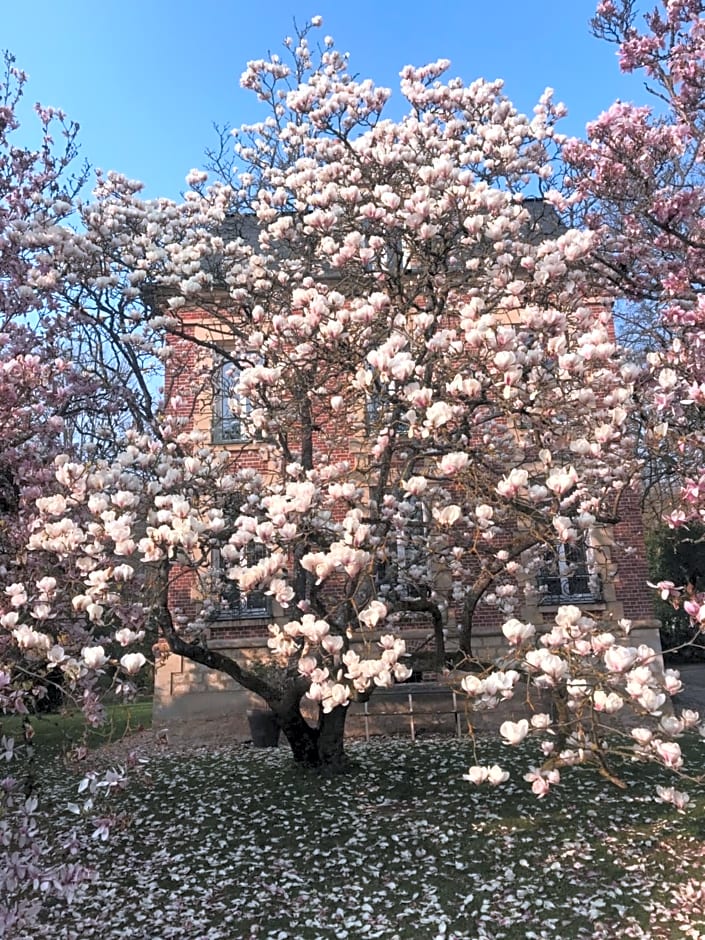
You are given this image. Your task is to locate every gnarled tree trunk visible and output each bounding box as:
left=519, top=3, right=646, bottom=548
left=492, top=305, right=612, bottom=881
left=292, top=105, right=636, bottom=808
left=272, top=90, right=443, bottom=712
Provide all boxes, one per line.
left=271, top=698, right=349, bottom=772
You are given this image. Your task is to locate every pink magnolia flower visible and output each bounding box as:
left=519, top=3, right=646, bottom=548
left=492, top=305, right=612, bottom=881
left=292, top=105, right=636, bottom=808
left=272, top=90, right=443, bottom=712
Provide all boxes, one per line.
left=653, top=739, right=683, bottom=770
left=524, top=768, right=560, bottom=798
left=358, top=601, right=387, bottom=628
left=524, top=649, right=569, bottom=684
left=545, top=465, right=579, bottom=496
left=593, top=690, right=624, bottom=713
left=648, top=580, right=680, bottom=601
left=4, top=583, right=27, bottom=608
left=321, top=634, right=344, bottom=656
left=322, top=683, right=350, bottom=712
left=297, top=656, right=318, bottom=676
left=13, top=624, right=51, bottom=652
left=47, top=645, right=66, bottom=665
left=604, top=646, right=639, bottom=673
left=438, top=452, right=469, bottom=475
left=433, top=504, right=462, bottom=526
left=496, top=468, right=529, bottom=498
left=460, top=674, right=482, bottom=696
left=655, top=786, right=689, bottom=811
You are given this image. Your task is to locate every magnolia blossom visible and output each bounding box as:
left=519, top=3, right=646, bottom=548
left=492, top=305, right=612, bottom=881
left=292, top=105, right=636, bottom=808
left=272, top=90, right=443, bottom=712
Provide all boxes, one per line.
left=680, top=709, right=700, bottom=730
left=114, top=628, right=146, bottom=647
left=524, top=767, right=560, bottom=798
left=461, top=670, right=519, bottom=706
left=652, top=739, right=683, bottom=771
left=655, top=786, right=690, bottom=811
left=297, top=656, right=318, bottom=676
left=432, top=504, right=462, bottom=527
left=604, top=646, right=639, bottom=673
left=463, top=764, right=509, bottom=786
left=321, top=634, right=344, bottom=656
left=496, top=468, right=529, bottom=498
left=545, top=465, right=579, bottom=496
left=47, top=644, right=66, bottom=665
left=12, top=624, right=51, bottom=652
left=660, top=716, right=685, bottom=736
left=438, top=452, right=469, bottom=475
left=82, top=646, right=109, bottom=670
left=592, top=690, right=624, bottom=713
left=501, top=618, right=536, bottom=645
left=631, top=727, right=654, bottom=746
left=635, top=688, right=667, bottom=713
left=119, top=652, right=147, bottom=675
left=524, top=649, right=569, bottom=685
left=0, top=610, right=19, bottom=629
left=499, top=719, right=529, bottom=745
left=4, top=583, right=28, bottom=607
left=358, top=601, right=387, bottom=629
left=663, top=669, right=683, bottom=695
left=553, top=606, right=584, bottom=629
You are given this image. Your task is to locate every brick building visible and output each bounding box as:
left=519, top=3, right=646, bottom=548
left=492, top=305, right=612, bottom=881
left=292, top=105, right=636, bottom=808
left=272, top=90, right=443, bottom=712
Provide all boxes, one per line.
left=152, top=213, right=660, bottom=729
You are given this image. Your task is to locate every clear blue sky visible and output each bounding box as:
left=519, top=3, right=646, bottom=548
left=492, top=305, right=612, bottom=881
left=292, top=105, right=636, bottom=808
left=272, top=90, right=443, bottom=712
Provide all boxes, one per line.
left=4, top=0, right=648, bottom=200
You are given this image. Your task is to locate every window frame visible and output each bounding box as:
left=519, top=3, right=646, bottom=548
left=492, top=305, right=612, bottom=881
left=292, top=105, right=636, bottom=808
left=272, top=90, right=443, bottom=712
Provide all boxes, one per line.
left=374, top=498, right=429, bottom=602
left=536, top=536, right=602, bottom=606
left=212, top=359, right=252, bottom=444
left=210, top=544, right=272, bottom=620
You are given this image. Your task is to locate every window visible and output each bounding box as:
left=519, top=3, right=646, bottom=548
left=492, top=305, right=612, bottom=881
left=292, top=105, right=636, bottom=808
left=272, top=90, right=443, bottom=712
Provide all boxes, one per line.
left=212, top=361, right=250, bottom=443
left=537, top=538, right=602, bottom=605
left=210, top=545, right=271, bottom=620
left=375, top=498, right=428, bottom=601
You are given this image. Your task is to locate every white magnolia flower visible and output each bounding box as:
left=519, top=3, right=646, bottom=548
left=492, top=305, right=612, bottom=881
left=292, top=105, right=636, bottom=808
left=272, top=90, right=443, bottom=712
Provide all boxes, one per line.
left=82, top=646, right=109, bottom=670
left=463, top=764, right=508, bottom=786
left=120, top=652, right=147, bottom=675
left=499, top=719, right=529, bottom=745
left=501, top=618, right=536, bottom=645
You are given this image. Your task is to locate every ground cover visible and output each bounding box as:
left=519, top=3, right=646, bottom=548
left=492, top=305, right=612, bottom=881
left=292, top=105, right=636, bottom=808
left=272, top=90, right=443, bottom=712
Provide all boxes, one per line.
left=10, top=732, right=705, bottom=939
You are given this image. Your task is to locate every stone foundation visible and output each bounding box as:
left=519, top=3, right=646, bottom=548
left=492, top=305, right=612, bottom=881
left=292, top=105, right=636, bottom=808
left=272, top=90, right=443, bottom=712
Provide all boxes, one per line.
left=153, top=621, right=665, bottom=739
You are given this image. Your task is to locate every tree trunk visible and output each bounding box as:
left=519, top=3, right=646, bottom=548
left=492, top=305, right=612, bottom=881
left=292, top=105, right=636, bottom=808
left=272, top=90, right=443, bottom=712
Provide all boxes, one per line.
left=316, top=704, right=348, bottom=772
left=271, top=699, right=349, bottom=772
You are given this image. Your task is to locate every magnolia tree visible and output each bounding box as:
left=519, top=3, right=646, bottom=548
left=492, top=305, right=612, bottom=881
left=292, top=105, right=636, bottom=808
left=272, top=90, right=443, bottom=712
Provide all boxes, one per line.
left=457, top=0, right=705, bottom=804
left=16, top=20, right=672, bottom=781
left=2, top=10, right=703, bottom=798
left=0, top=53, right=84, bottom=559
left=564, top=3, right=705, bottom=623
left=7, top=11, right=705, bottom=930
left=0, top=56, right=146, bottom=933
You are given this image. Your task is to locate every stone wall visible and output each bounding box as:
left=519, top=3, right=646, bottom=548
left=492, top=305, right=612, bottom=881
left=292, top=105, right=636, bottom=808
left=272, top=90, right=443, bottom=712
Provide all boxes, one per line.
left=153, top=620, right=665, bottom=736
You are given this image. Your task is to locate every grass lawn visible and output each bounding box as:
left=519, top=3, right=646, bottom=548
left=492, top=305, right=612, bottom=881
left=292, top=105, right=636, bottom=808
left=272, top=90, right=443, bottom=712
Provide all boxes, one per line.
left=1, top=700, right=153, bottom=757
left=9, top=729, right=705, bottom=939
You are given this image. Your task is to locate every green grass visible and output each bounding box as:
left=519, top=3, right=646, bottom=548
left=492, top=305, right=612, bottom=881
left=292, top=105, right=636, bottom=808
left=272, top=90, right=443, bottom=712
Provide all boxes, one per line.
left=11, top=733, right=705, bottom=939
left=0, top=700, right=152, bottom=757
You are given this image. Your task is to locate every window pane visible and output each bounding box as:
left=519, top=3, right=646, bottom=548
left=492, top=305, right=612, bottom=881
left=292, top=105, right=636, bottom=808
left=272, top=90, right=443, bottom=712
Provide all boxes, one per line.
left=213, top=362, right=245, bottom=442
left=537, top=538, right=600, bottom=604
left=211, top=544, right=271, bottom=619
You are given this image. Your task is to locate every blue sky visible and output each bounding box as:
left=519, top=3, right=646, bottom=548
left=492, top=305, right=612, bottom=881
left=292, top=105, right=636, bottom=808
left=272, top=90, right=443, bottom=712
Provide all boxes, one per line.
left=4, top=0, right=648, bottom=200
